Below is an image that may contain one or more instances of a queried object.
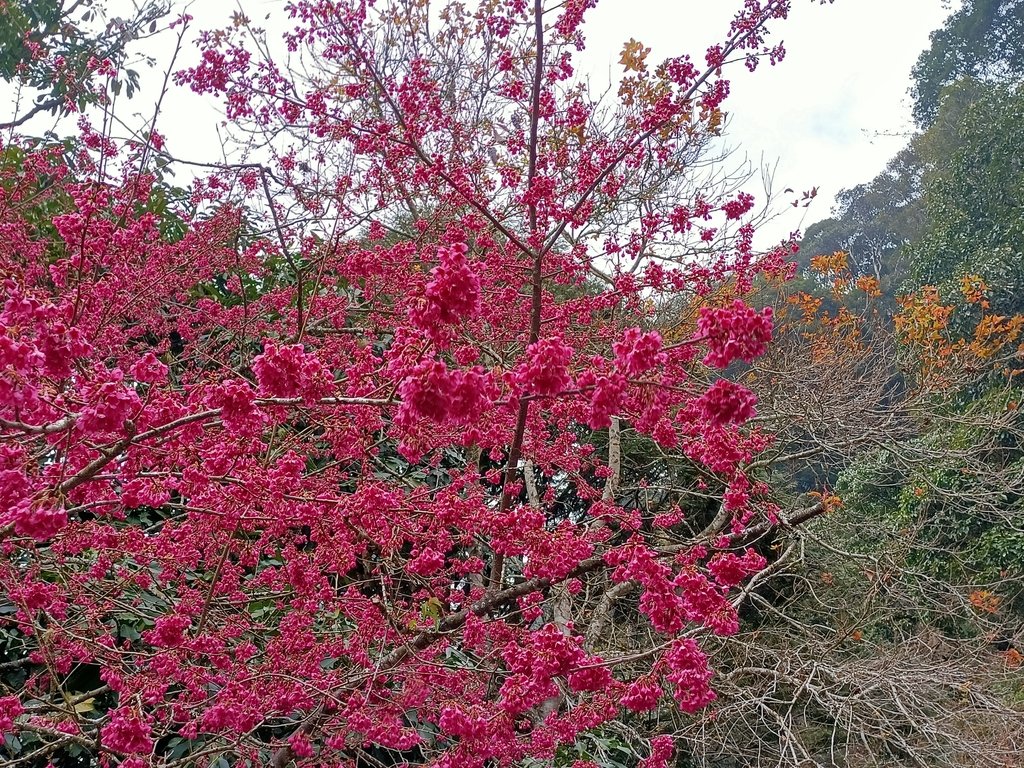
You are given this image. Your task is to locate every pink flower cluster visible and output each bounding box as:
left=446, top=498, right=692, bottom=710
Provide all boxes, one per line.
left=664, top=638, right=716, bottom=713
left=102, top=708, right=152, bottom=755
left=723, top=472, right=751, bottom=512
left=199, top=700, right=260, bottom=734
left=3, top=439, right=66, bottom=539
left=397, top=360, right=495, bottom=426
left=608, top=541, right=686, bottom=634
left=567, top=660, right=613, bottom=693
left=12, top=501, right=68, bottom=541
left=523, top=522, right=596, bottom=581
left=675, top=570, right=739, bottom=636
left=438, top=705, right=489, bottom=740
left=407, top=547, right=447, bottom=576
left=205, top=378, right=266, bottom=436
left=1, top=284, right=90, bottom=413
left=2, top=285, right=90, bottom=378
left=696, top=379, right=758, bottom=425
left=0, top=695, right=23, bottom=732
left=707, top=549, right=767, bottom=588
left=130, top=351, right=169, bottom=384
left=143, top=615, right=191, bottom=648
left=640, top=735, right=676, bottom=768
left=722, top=191, right=755, bottom=220
left=0, top=445, right=30, bottom=522
left=697, top=300, right=773, bottom=368
left=613, top=327, right=666, bottom=377
left=514, top=336, right=573, bottom=396
left=586, top=372, right=627, bottom=429
left=499, top=624, right=605, bottom=714
left=399, top=358, right=452, bottom=423
left=410, top=241, right=480, bottom=340
left=77, top=372, right=142, bottom=435
left=252, top=341, right=333, bottom=403
left=621, top=675, right=662, bottom=713
left=680, top=423, right=752, bottom=474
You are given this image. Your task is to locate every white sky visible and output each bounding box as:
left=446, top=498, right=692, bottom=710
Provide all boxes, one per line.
left=4, top=0, right=956, bottom=242
left=581, top=0, right=955, bottom=242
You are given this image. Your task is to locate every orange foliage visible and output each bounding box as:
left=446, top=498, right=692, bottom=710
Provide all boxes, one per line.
left=619, top=38, right=651, bottom=73
left=969, top=313, right=1024, bottom=360
left=969, top=590, right=1002, bottom=614
left=960, top=274, right=990, bottom=308
left=895, top=283, right=1024, bottom=381
left=785, top=291, right=823, bottom=322
left=807, top=489, right=844, bottom=514
left=773, top=283, right=867, bottom=373
left=854, top=275, right=882, bottom=298
left=809, top=250, right=848, bottom=275
left=894, top=287, right=954, bottom=349
left=804, top=251, right=884, bottom=302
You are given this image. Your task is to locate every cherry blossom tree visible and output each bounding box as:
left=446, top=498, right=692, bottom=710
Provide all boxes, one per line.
left=0, top=1, right=833, bottom=766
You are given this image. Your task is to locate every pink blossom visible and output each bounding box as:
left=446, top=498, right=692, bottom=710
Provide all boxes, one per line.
left=12, top=500, right=68, bottom=540
left=696, top=379, right=758, bottom=425
left=78, top=374, right=142, bottom=435
left=397, top=358, right=455, bottom=424
left=515, top=336, right=573, bottom=396
left=640, top=735, right=676, bottom=768
left=438, top=706, right=488, bottom=740
left=407, top=547, right=447, bottom=575
left=697, top=300, right=773, bottom=368
left=0, top=446, right=29, bottom=513
left=664, top=639, right=716, bottom=713
left=723, top=472, right=751, bottom=511
left=613, top=327, right=666, bottom=377
left=622, top=676, right=662, bottom=712
left=568, top=662, right=613, bottom=692
left=410, top=241, right=481, bottom=335
left=206, top=378, right=265, bottom=436
left=130, top=351, right=169, bottom=384
left=675, top=571, right=739, bottom=636
left=0, top=696, right=23, bottom=733
left=144, top=615, right=191, bottom=648
left=578, top=371, right=627, bottom=429
left=252, top=341, right=333, bottom=403
left=448, top=366, right=496, bottom=425
left=722, top=192, right=755, bottom=220
left=708, top=549, right=767, bottom=588
left=102, top=708, right=152, bottom=755
left=120, top=478, right=171, bottom=509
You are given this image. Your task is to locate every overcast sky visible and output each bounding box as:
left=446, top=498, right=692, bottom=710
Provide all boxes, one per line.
left=582, top=0, right=954, bottom=241
left=6, top=0, right=956, bottom=243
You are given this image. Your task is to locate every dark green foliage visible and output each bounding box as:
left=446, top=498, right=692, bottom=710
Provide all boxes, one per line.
left=0, top=0, right=63, bottom=80
left=911, top=0, right=1024, bottom=127
left=909, top=81, right=1024, bottom=318
left=0, top=0, right=168, bottom=129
